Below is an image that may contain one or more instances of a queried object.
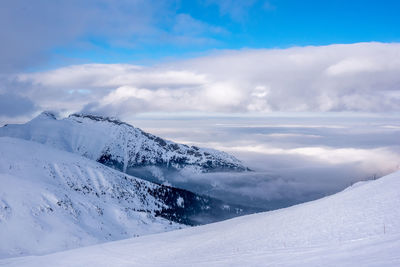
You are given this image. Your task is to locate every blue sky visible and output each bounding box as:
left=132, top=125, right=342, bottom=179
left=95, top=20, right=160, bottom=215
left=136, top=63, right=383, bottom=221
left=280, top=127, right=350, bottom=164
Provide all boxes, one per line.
left=178, top=0, right=400, bottom=46
left=49, top=0, right=400, bottom=66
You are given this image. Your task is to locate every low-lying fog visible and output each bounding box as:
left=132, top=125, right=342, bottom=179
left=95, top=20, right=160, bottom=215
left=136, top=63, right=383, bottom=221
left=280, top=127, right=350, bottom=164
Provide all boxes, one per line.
left=130, top=113, right=400, bottom=209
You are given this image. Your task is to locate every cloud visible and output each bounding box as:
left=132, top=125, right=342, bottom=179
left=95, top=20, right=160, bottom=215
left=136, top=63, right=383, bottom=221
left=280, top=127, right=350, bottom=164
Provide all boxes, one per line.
left=0, top=0, right=227, bottom=72
left=19, top=64, right=207, bottom=89
left=204, top=0, right=258, bottom=21
left=131, top=115, right=400, bottom=208
left=12, top=42, right=400, bottom=117
left=173, top=14, right=228, bottom=38
left=0, top=93, right=37, bottom=117
left=226, top=145, right=400, bottom=172
left=325, top=58, right=381, bottom=76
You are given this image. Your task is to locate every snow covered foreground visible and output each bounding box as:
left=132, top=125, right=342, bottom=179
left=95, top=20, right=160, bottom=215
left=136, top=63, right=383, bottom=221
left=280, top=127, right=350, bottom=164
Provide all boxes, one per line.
left=2, top=169, right=400, bottom=266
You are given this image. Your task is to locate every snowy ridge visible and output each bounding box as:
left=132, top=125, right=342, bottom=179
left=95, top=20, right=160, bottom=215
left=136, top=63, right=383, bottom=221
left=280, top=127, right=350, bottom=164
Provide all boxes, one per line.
left=3, top=169, right=400, bottom=266
left=0, top=137, right=251, bottom=259
left=0, top=112, right=248, bottom=175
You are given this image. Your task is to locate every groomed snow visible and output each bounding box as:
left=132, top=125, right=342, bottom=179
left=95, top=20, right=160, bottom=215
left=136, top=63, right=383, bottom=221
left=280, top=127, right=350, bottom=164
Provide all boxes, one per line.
left=2, top=167, right=399, bottom=266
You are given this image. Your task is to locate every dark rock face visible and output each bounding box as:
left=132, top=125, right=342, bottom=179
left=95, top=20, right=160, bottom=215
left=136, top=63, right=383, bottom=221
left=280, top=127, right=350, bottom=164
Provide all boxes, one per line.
left=148, top=183, right=260, bottom=225
left=98, top=153, right=124, bottom=171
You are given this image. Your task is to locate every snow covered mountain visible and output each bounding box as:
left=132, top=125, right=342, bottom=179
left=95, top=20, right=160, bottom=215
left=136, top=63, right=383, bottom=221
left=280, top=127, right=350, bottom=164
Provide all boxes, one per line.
left=3, top=169, right=400, bottom=266
left=0, top=137, right=252, bottom=259
left=0, top=112, right=247, bottom=177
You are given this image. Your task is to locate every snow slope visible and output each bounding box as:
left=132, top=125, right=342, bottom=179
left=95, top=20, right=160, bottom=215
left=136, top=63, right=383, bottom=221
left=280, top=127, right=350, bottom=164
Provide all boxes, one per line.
left=0, top=112, right=247, bottom=175
left=0, top=137, right=251, bottom=259
left=0, top=137, right=185, bottom=258
left=2, top=169, right=400, bottom=266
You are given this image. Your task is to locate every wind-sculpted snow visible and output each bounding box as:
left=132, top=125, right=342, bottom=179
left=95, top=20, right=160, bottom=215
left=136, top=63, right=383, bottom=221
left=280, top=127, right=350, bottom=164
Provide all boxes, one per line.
left=0, top=111, right=247, bottom=175
left=0, top=137, right=252, bottom=259
left=2, top=169, right=400, bottom=266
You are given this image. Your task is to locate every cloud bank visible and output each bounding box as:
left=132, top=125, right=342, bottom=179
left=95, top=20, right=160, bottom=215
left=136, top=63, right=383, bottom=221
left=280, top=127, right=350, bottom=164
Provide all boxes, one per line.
left=132, top=115, right=400, bottom=208
left=4, top=42, right=398, bottom=119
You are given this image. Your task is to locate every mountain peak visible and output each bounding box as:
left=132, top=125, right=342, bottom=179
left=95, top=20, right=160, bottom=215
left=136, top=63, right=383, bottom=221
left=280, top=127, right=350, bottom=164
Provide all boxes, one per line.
left=35, top=111, right=58, bottom=120
left=69, top=113, right=128, bottom=126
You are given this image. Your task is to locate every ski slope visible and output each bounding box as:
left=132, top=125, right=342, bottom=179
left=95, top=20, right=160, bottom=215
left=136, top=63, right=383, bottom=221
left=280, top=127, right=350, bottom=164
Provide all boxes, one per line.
left=2, top=169, right=400, bottom=266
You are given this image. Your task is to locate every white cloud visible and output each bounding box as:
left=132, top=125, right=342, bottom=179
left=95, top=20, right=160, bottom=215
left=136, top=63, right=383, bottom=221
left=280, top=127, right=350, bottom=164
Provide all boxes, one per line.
left=11, top=42, right=400, bottom=117
left=19, top=64, right=208, bottom=89
left=226, top=144, right=399, bottom=166
left=325, top=58, right=379, bottom=76
left=261, top=133, right=321, bottom=138
left=202, top=82, right=244, bottom=108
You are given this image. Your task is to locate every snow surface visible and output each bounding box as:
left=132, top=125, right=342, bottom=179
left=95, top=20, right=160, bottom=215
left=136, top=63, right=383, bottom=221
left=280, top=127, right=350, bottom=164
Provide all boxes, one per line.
left=2, top=168, right=400, bottom=266
left=0, top=137, right=184, bottom=259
